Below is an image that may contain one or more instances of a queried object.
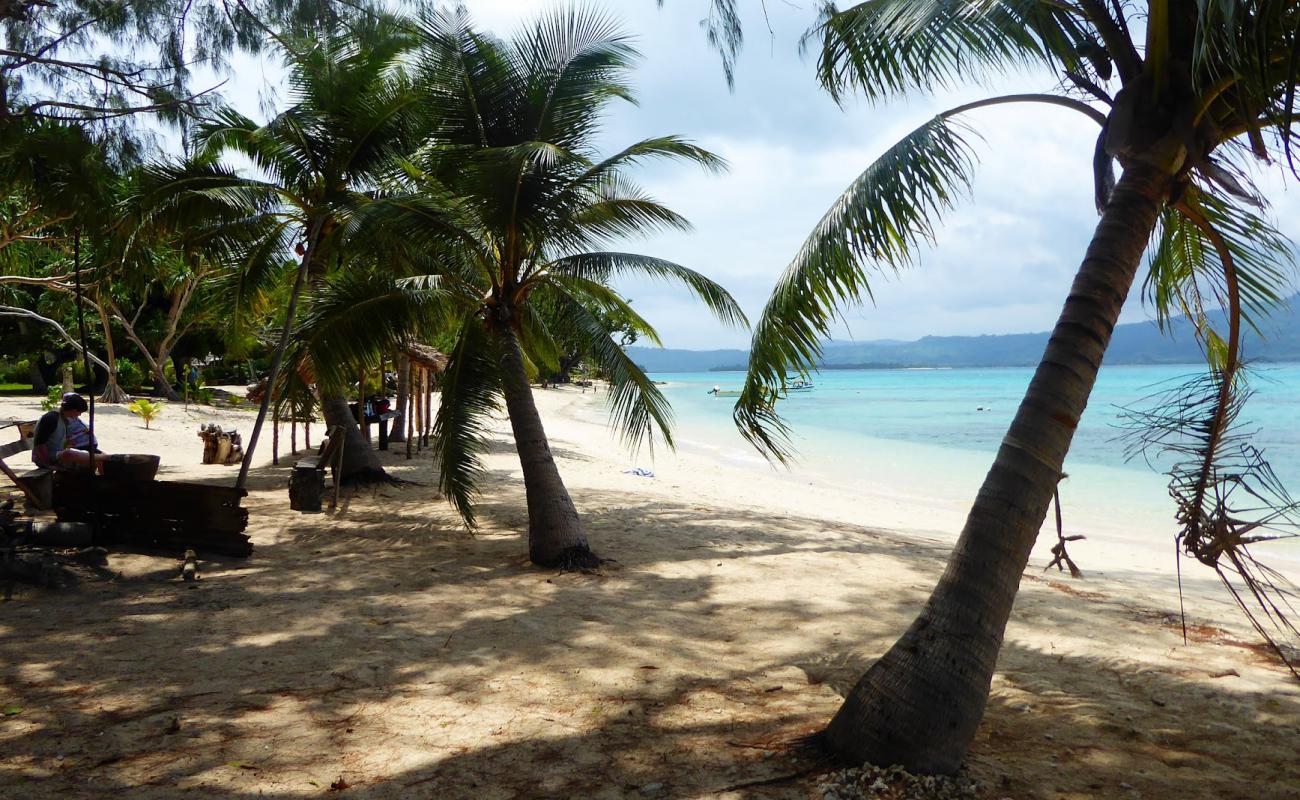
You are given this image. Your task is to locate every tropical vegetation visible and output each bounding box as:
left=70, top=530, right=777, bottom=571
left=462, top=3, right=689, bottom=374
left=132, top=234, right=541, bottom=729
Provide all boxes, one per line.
left=2, top=0, right=1298, bottom=790
left=364, top=8, right=746, bottom=567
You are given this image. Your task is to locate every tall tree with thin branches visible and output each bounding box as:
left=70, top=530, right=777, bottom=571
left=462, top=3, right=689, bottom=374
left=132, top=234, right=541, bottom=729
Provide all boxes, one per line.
left=727, top=0, right=1300, bottom=774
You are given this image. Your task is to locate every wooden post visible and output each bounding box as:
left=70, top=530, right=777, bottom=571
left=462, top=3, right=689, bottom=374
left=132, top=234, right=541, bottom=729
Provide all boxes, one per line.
left=423, top=369, right=432, bottom=446
left=360, top=367, right=371, bottom=441
left=414, top=370, right=424, bottom=453
left=405, top=369, right=415, bottom=459
left=291, top=413, right=297, bottom=454
left=272, top=402, right=279, bottom=466
left=305, top=417, right=311, bottom=451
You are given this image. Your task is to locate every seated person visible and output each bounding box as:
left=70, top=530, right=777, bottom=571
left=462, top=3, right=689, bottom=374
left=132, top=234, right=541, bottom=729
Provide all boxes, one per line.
left=32, top=393, right=111, bottom=472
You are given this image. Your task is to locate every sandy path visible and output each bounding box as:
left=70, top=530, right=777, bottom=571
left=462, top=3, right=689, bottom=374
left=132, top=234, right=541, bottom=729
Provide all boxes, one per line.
left=0, top=389, right=1297, bottom=799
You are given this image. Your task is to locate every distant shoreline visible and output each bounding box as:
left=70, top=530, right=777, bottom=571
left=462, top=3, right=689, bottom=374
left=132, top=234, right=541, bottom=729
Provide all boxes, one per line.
left=681, top=359, right=1300, bottom=374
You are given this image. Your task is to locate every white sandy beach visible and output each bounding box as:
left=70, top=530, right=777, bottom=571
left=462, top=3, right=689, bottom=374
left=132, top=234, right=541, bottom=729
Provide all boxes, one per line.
left=1, top=387, right=1297, bottom=799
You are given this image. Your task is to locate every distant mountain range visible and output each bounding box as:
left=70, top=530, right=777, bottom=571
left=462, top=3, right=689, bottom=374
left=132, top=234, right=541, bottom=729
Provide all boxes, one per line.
left=628, top=295, right=1300, bottom=372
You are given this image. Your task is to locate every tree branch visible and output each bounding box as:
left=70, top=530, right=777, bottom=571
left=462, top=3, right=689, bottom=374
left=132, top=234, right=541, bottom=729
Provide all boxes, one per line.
left=24, top=83, right=222, bottom=121
left=0, top=305, right=110, bottom=370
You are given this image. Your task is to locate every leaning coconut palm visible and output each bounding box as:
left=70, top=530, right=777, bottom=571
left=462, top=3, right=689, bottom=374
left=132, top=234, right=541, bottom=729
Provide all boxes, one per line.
left=138, top=16, right=420, bottom=490
left=380, top=7, right=745, bottom=568
left=730, top=0, right=1300, bottom=775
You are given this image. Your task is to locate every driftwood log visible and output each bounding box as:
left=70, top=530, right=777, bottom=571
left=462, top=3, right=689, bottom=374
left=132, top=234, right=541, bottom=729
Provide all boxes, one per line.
left=198, top=424, right=244, bottom=466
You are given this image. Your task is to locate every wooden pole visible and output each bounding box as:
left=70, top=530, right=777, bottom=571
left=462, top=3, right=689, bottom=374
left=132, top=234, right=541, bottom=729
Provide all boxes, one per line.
left=305, top=416, right=311, bottom=451
left=360, top=367, right=370, bottom=441
left=405, top=370, right=414, bottom=460
left=415, top=369, right=422, bottom=450
left=272, top=401, right=279, bottom=466
left=423, top=369, right=432, bottom=446
left=291, top=415, right=297, bottom=455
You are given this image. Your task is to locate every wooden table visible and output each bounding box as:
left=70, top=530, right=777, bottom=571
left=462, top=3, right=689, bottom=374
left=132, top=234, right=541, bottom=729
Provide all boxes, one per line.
left=365, top=411, right=400, bottom=451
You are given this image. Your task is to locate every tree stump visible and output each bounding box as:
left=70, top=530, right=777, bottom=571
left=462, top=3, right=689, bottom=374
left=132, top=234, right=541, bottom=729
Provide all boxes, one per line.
left=288, top=465, right=324, bottom=512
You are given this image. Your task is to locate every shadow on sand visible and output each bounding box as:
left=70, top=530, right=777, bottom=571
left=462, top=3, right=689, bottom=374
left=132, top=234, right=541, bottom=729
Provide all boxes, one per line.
left=1, top=436, right=1297, bottom=799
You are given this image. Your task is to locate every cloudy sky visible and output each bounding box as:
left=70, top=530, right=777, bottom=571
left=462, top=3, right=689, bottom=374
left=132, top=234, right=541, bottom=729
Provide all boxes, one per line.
left=230, top=0, right=1300, bottom=350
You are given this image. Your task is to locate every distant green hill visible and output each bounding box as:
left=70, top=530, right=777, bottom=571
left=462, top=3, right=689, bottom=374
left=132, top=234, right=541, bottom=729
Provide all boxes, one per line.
left=628, top=294, right=1300, bottom=372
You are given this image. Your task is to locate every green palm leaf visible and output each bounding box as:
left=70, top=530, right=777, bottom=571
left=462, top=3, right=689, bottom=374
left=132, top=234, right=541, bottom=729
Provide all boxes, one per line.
left=294, top=271, right=447, bottom=393
left=545, top=251, right=747, bottom=329
left=734, top=115, right=979, bottom=459
left=432, top=315, right=503, bottom=527
left=553, top=288, right=675, bottom=453
left=808, top=0, right=1096, bottom=104
left=1146, top=186, right=1296, bottom=355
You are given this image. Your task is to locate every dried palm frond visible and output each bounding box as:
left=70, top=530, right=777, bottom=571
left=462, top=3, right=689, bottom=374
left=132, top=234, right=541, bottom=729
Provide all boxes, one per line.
left=1120, top=369, right=1300, bottom=675
left=1121, top=189, right=1300, bottom=676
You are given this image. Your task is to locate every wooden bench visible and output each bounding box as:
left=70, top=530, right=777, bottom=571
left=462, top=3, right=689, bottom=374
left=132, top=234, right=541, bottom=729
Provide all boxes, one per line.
left=0, top=421, right=53, bottom=510
left=289, top=424, right=346, bottom=513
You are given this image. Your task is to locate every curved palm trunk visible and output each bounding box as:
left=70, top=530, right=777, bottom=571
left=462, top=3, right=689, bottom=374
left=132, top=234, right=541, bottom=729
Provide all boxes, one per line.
left=494, top=324, right=600, bottom=569
left=236, top=220, right=323, bottom=492
left=823, top=163, right=1172, bottom=774
left=320, top=393, right=389, bottom=484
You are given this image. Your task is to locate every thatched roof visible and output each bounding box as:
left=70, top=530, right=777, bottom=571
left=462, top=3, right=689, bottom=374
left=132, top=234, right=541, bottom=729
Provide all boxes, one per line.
left=404, top=342, right=448, bottom=373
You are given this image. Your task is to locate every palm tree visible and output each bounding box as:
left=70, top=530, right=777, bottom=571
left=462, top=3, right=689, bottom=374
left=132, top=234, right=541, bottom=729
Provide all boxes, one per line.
left=379, top=7, right=746, bottom=568
left=732, top=1, right=1300, bottom=775
left=139, top=16, right=420, bottom=489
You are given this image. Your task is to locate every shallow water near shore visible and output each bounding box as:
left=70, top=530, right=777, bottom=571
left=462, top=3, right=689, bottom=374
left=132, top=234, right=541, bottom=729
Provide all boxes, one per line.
left=639, top=363, right=1300, bottom=563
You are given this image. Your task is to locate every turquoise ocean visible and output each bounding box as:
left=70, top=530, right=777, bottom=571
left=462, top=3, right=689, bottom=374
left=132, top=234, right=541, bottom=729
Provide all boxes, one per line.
left=639, top=364, right=1300, bottom=559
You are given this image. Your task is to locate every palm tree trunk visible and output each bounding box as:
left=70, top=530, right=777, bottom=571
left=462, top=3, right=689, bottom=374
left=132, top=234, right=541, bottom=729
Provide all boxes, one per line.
left=494, top=323, right=600, bottom=569
left=319, top=393, right=389, bottom=484
left=236, top=219, right=323, bottom=491
left=822, top=162, right=1172, bottom=774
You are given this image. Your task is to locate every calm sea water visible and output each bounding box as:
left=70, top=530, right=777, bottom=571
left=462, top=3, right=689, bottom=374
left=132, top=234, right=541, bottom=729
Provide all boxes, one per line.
left=640, top=364, right=1300, bottom=554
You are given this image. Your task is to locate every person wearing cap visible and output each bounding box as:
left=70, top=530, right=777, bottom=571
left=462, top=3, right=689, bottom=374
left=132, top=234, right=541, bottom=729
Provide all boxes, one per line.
left=31, top=393, right=111, bottom=472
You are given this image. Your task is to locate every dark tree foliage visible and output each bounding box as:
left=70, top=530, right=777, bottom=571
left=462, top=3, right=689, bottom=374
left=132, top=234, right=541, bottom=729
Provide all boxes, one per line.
left=0, top=0, right=379, bottom=126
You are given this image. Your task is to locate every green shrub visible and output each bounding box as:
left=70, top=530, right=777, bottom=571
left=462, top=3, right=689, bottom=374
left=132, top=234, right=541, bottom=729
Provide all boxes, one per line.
left=196, top=386, right=215, bottom=405
left=40, top=386, right=62, bottom=411
left=0, top=358, right=30, bottom=383
left=116, top=359, right=146, bottom=392
left=128, top=398, right=164, bottom=429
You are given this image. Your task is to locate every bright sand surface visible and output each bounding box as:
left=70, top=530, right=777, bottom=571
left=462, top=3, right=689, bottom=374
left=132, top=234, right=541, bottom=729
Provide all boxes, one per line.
left=1, top=388, right=1298, bottom=799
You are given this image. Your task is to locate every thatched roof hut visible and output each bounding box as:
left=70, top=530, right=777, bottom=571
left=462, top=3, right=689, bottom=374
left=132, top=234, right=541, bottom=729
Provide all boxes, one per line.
left=403, top=342, right=449, bottom=375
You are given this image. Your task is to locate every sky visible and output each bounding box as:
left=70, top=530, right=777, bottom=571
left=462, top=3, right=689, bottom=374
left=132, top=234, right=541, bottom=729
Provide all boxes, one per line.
left=225, top=0, right=1300, bottom=350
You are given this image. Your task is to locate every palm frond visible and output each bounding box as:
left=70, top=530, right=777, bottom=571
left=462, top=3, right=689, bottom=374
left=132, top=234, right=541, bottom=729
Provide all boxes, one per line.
left=1120, top=370, right=1300, bottom=676
left=1145, top=186, right=1295, bottom=352
left=296, top=271, right=449, bottom=393
left=544, top=274, right=664, bottom=348
left=545, top=251, right=747, bottom=328
left=517, top=301, right=564, bottom=375
left=567, top=136, right=728, bottom=193
left=432, top=314, right=503, bottom=527
left=734, top=115, right=979, bottom=460
left=512, top=4, right=638, bottom=150
left=807, top=0, right=1096, bottom=104
left=551, top=285, right=675, bottom=453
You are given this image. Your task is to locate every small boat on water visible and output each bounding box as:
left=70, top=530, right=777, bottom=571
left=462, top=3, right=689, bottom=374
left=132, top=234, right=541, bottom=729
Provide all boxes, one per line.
left=785, top=379, right=814, bottom=392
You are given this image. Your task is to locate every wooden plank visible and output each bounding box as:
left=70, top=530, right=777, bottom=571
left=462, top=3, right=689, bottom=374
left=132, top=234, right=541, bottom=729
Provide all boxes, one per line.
left=0, top=458, right=47, bottom=509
